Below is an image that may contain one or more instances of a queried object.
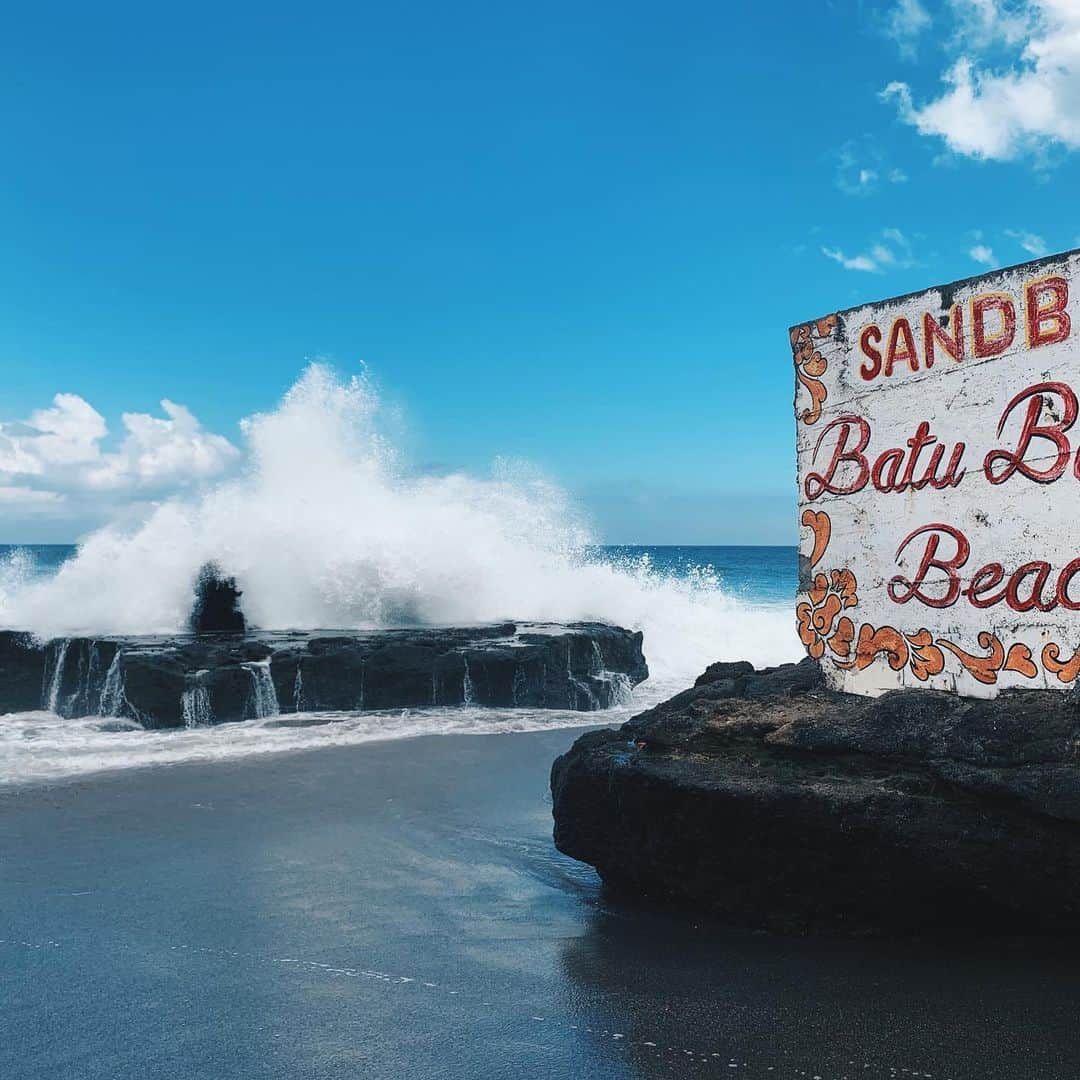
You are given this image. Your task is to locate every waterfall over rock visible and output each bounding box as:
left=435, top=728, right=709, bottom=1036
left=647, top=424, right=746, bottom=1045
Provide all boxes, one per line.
left=243, top=659, right=280, bottom=719
left=0, top=623, right=648, bottom=728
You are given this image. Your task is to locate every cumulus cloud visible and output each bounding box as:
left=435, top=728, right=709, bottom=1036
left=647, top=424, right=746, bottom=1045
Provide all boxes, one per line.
left=882, top=1, right=1080, bottom=161
left=822, top=228, right=917, bottom=273
left=969, top=243, right=997, bottom=265
left=0, top=393, right=239, bottom=524
left=0, top=395, right=107, bottom=477
left=86, top=401, right=240, bottom=491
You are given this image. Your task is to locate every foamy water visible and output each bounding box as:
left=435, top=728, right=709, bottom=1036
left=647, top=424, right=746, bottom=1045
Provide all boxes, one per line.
left=0, top=364, right=799, bottom=785
left=0, top=689, right=688, bottom=788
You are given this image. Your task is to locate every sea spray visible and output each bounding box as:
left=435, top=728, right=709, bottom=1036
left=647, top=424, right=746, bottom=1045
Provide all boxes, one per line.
left=0, top=364, right=799, bottom=684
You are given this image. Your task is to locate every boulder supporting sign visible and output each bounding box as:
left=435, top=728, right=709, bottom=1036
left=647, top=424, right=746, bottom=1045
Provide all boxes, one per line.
left=793, top=248, right=1080, bottom=697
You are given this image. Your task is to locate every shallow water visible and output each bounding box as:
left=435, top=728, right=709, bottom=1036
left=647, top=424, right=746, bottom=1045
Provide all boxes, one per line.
left=2, top=729, right=1075, bottom=1080
left=0, top=682, right=673, bottom=788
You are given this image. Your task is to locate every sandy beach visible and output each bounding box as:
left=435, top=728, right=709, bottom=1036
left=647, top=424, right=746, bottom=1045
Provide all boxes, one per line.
left=1, top=729, right=1078, bottom=1079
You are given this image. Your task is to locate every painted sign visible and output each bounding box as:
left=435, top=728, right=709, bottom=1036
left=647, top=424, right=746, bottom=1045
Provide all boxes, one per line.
left=793, top=248, right=1080, bottom=697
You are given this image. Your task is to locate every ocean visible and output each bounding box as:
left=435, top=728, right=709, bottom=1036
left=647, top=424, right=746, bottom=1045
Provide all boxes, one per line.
left=0, top=368, right=802, bottom=786
left=0, top=542, right=797, bottom=605
left=4, top=370, right=1064, bottom=1080
left=0, top=543, right=798, bottom=787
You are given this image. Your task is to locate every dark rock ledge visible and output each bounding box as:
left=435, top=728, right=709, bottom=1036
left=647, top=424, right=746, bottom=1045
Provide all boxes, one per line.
left=0, top=623, right=648, bottom=729
left=551, top=657, right=1080, bottom=935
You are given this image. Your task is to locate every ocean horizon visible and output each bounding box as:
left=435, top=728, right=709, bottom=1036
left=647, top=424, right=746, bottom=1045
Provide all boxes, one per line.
left=1, top=542, right=798, bottom=606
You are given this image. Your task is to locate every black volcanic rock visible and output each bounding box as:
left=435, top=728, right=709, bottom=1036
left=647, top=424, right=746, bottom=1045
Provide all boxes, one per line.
left=551, top=658, right=1080, bottom=935
left=0, top=632, right=47, bottom=713
left=0, top=623, right=648, bottom=729
left=189, top=563, right=246, bottom=634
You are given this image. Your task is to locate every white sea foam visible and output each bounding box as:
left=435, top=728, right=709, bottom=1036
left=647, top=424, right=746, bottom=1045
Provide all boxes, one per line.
left=0, top=696, right=667, bottom=788
left=0, top=364, right=797, bottom=681
left=0, top=364, right=800, bottom=784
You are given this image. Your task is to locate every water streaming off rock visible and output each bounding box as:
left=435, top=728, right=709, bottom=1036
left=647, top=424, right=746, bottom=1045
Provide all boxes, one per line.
left=243, top=659, right=280, bottom=719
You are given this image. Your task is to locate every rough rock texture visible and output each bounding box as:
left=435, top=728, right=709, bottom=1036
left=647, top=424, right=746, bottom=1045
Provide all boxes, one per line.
left=0, top=623, right=647, bottom=729
left=551, top=657, right=1080, bottom=935
left=0, top=632, right=48, bottom=713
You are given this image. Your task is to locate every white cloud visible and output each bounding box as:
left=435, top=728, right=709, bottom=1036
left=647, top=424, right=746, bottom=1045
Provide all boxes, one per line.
left=0, top=395, right=108, bottom=477
left=0, top=393, right=239, bottom=518
left=883, top=1, right=1080, bottom=161
left=822, top=228, right=917, bottom=273
left=0, top=485, right=64, bottom=507
left=823, top=248, right=880, bottom=272
left=970, top=243, right=997, bottom=265
left=885, top=0, right=933, bottom=57
left=1005, top=228, right=1049, bottom=255
left=86, top=401, right=240, bottom=491
left=946, top=0, right=1034, bottom=49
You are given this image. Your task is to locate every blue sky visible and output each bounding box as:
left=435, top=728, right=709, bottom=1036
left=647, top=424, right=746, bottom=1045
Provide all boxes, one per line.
left=3, top=0, right=1079, bottom=543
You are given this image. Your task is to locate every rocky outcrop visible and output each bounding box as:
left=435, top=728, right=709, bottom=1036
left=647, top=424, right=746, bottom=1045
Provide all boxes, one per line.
left=0, top=623, right=647, bottom=729
left=0, top=631, right=49, bottom=714
left=551, top=657, right=1080, bottom=935
left=188, top=564, right=246, bottom=634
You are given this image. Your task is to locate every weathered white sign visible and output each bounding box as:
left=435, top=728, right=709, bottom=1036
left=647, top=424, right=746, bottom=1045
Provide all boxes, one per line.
left=793, top=248, right=1080, bottom=697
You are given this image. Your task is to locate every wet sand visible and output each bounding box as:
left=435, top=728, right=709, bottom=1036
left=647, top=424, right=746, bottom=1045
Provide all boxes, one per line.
left=2, top=728, right=1080, bottom=1079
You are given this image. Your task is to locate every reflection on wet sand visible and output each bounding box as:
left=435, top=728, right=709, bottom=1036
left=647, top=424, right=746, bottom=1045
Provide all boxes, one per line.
left=560, top=899, right=1080, bottom=1079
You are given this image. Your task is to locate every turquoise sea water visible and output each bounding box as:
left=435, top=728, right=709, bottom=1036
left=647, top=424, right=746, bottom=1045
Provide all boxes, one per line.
left=600, top=545, right=795, bottom=605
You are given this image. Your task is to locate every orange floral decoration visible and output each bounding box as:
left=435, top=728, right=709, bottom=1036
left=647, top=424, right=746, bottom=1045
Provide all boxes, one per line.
left=800, top=508, right=831, bottom=569
left=791, top=315, right=837, bottom=426
left=797, top=569, right=857, bottom=660
left=1041, top=642, right=1080, bottom=684
left=796, top=507, right=1058, bottom=687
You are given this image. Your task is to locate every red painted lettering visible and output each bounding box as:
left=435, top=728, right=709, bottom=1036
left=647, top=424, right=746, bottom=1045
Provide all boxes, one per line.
left=1057, top=558, right=1080, bottom=610
left=984, top=381, right=1077, bottom=485
left=884, top=318, right=919, bottom=377
left=965, top=563, right=1006, bottom=609
left=871, top=448, right=904, bottom=491
left=888, top=523, right=969, bottom=608
left=1004, top=561, right=1056, bottom=612
left=972, top=294, right=1016, bottom=358
left=923, top=306, right=964, bottom=368
left=920, top=441, right=967, bottom=490
left=899, top=421, right=936, bottom=490
left=804, top=415, right=870, bottom=501
left=859, top=325, right=883, bottom=381
left=1026, top=276, right=1071, bottom=349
